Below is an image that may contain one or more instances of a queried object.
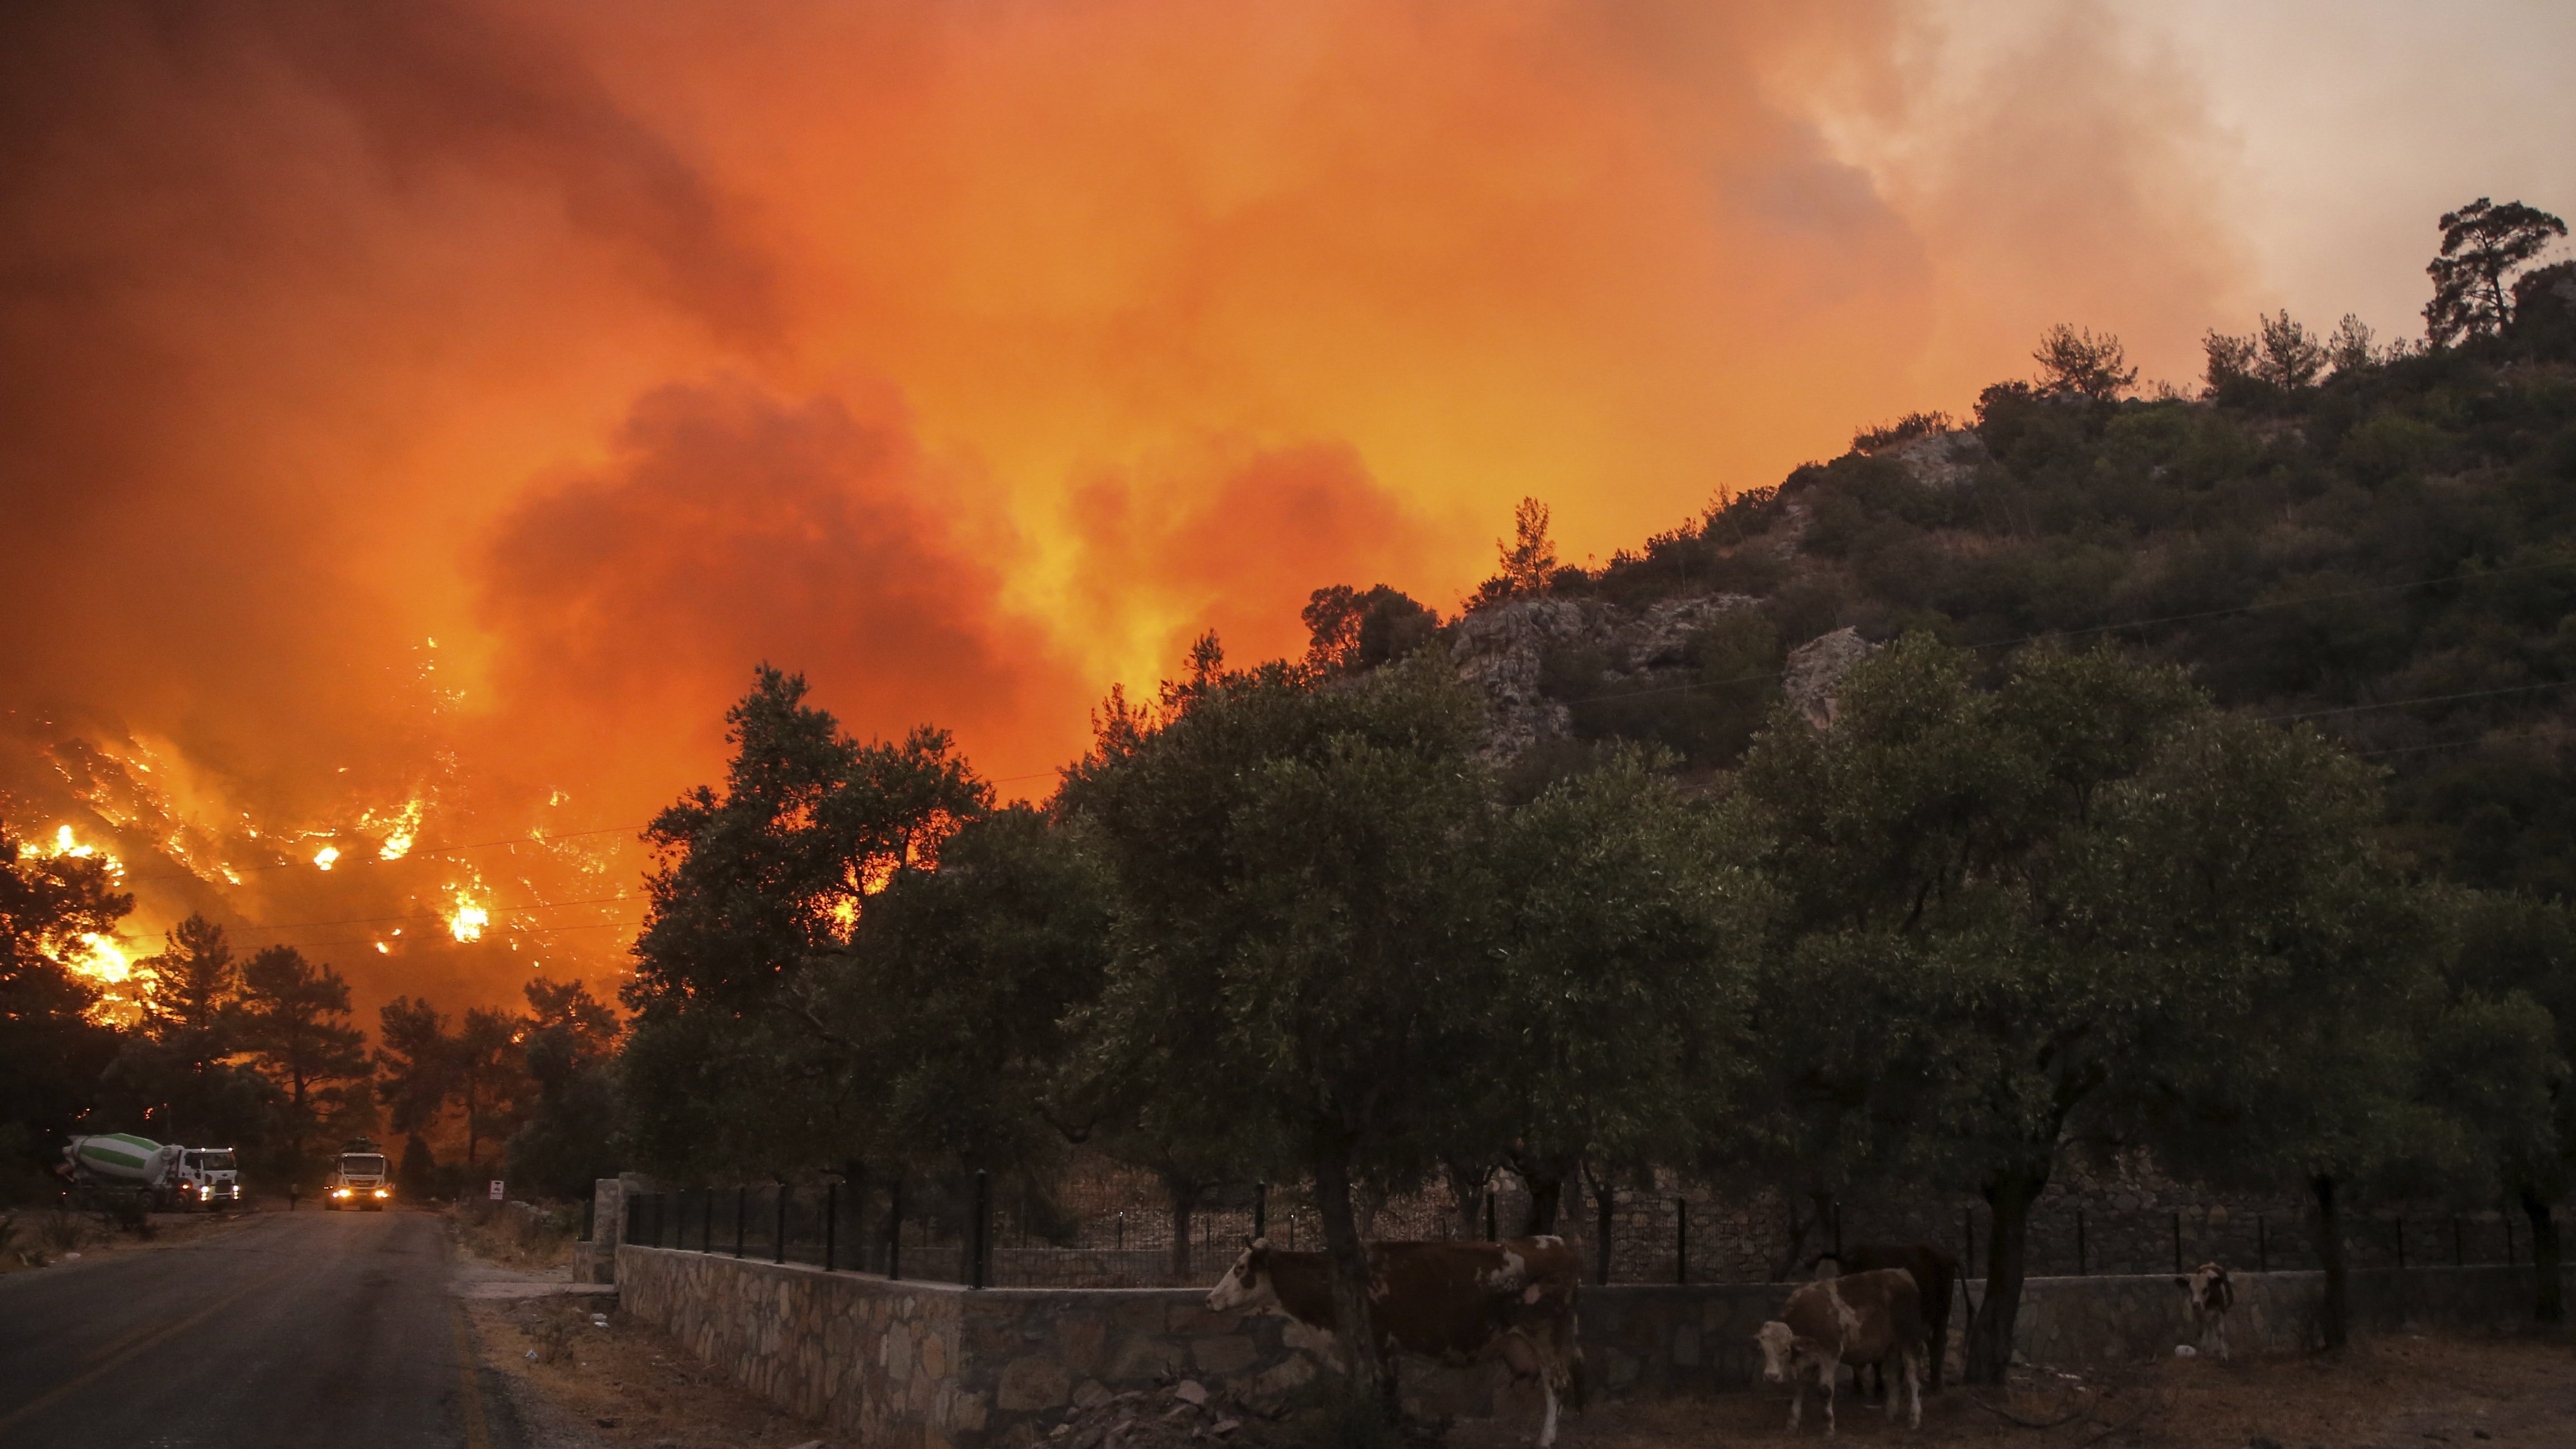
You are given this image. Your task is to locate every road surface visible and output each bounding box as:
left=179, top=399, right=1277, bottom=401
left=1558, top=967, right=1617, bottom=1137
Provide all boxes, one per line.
left=0, top=1208, right=524, bottom=1448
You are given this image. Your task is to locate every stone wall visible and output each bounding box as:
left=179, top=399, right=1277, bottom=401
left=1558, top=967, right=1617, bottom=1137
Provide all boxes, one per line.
left=2011, top=1264, right=2572, bottom=1364
left=615, top=1244, right=1348, bottom=1449
left=613, top=1244, right=2574, bottom=1448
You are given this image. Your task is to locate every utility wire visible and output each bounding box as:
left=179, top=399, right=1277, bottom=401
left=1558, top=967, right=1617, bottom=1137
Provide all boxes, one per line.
left=119, top=823, right=647, bottom=884
left=217, top=893, right=641, bottom=934
left=118, top=764, right=1067, bottom=886
left=283, top=918, right=647, bottom=953
left=2255, top=679, right=2576, bottom=723
left=1554, top=556, right=2576, bottom=710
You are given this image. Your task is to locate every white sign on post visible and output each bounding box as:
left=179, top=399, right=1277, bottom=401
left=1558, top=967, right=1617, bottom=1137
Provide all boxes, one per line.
left=489, top=1180, right=506, bottom=1201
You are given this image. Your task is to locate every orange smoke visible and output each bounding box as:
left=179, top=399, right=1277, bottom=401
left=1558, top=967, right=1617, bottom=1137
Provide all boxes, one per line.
left=0, top=0, right=2252, bottom=1019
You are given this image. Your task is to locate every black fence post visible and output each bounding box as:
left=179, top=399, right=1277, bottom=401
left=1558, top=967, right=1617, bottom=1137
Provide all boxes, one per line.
left=1595, top=1183, right=1613, bottom=1287
left=776, top=1184, right=789, bottom=1266
left=1962, top=1208, right=1975, bottom=1278
left=2395, top=1215, right=2406, bottom=1271
left=1116, top=1210, right=1125, bottom=1252
left=2506, top=1213, right=2516, bottom=1267
left=1254, top=1182, right=1267, bottom=1242
left=888, top=1179, right=905, bottom=1282
left=1675, top=1199, right=1689, bottom=1286
left=2453, top=1215, right=2463, bottom=1268
left=1486, top=1185, right=1498, bottom=1243
left=2171, top=1211, right=2183, bottom=1275
left=970, top=1169, right=991, bottom=1290
left=825, top=1181, right=839, bottom=1271
left=735, top=1186, right=747, bottom=1259
left=2077, top=1210, right=2087, bottom=1276
left=2258, top=1216, right=2268, bottom=1274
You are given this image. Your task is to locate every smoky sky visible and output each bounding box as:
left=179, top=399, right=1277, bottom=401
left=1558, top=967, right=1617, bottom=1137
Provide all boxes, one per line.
left=2, top=0, right=2326, bottom=1012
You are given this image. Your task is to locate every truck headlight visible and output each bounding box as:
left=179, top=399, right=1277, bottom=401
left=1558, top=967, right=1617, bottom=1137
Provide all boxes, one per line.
left=373, top=1189, right=388, bottom=1198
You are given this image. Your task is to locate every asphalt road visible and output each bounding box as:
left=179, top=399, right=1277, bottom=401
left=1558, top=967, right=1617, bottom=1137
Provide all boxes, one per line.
left=0, top=1208, right=523, bottom=1448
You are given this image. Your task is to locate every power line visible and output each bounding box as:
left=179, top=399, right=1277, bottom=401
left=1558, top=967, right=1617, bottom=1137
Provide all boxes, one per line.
left=120, top=823, right=648, bottom=884
left=2256, top=679, right=2576, bottom=724
left=1558, top=556, right=2576, bottom=710
left=119, top=762, right=1069, bottom=887
left=217, top=893, right=641, bottom=934
left=282, top=918, right=647, bottom=953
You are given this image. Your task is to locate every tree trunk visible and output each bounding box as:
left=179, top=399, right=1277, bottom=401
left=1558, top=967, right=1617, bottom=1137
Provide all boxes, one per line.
left=1443, top=1161, right=1489, bottom=1239
left=1591, top=1165, right=1616, bottom=1286
left=1769, top=1190, right=1834, bottom=1281
left=1166, top=1174, right=1198, bottom=1281
left=1964, top=1167, right=2044, bottom=1385
left=1311, top=1142, right=1391, bottom=1412
left=1515, top=1152, right=1572, bottom=1236
left=2520, top=1188, right=2564, bottom=1325
left=2312, top=1174, right=2348, bottom=1350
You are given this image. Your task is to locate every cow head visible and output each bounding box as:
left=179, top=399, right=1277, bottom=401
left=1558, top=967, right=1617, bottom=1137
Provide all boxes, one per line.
left=1206, top=1238, right=1277, bottom=1313
left=2175, top=1262, right=2232, bottom=1309
left=1754, top=1320, right=1802, bottom=1384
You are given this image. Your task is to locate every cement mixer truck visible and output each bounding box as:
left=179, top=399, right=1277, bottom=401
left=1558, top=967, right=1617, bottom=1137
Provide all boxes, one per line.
left=61, top=1133, right=244, bottom=1211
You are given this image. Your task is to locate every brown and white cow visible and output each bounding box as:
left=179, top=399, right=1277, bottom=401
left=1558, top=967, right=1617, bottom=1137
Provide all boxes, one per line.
left=1815, top=1243, right=1960, bottom=1392
left=1205, top=1235, right=1584, bottom=1446
left=2174, top=1262, right=2235, bottom=1360
left=1755, top=1268, right=1927, bottom=1436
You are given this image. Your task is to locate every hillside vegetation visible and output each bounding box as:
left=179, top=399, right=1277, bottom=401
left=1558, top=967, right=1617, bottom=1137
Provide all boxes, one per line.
left=1451, top=253, right=2576, bottom=898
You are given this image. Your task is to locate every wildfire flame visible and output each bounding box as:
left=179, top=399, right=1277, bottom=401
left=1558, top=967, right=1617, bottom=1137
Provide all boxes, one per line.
left=370, top=794, right=425, bottom=861
left=30, top=824, right=124, bottom=876
left=314, top=845, right=341, bottom=871
left=74, top=932, right=133, bottom=984
left=449, top=894, right=489, bottom=943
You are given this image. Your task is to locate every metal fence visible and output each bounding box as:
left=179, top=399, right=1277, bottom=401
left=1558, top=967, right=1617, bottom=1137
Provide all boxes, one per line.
left=619, top=1171, right=2554, bottom=1290
left=621, top=1173, right=1280, bottom=1288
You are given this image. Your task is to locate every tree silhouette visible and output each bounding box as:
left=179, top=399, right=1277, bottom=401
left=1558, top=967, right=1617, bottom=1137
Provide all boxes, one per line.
left=0, top=817, right=128, bottom=1163
left=1499, top=497, right=1558, bottom=597
left=375, top=996, right=454, bottom=1141
left=2031, top=323, right=2136, bottom=400
left=236, top=947, right=372, bottom=1182
left=451, top=1006, right=528, bottom=1173
left=2426, top=198, right=2568, bottom=345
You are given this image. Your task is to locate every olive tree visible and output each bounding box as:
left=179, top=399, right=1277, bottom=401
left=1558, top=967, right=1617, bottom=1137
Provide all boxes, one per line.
left=1742, top=637, right=2399, bottom=1380
left=1476, top=747, right=1772, bottom=1233
left=1061, top=643, right=1499, bottom=1406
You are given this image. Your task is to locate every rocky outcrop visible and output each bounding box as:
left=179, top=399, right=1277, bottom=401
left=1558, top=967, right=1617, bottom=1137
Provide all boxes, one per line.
left=1882, top=428, right=1991, bottom=490
left=1448, top=594, right=1756, bottom=758
left=1781, top=627, right=1874, bottom=729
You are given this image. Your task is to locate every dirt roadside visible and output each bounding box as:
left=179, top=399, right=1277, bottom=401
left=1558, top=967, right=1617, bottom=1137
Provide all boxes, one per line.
left=0, top=1200, right=268, bottom=1276
left=450, top=1213, right=853, bottom=1449
left=1450, top=1330, right=2576, bottom=1449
